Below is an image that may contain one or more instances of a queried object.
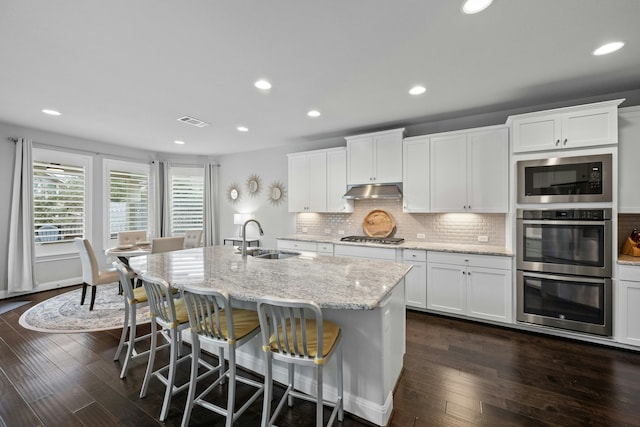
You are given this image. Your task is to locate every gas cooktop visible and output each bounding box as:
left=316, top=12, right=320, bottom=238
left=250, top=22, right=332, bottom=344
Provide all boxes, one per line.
left=340, top=235, right=404, bottom=245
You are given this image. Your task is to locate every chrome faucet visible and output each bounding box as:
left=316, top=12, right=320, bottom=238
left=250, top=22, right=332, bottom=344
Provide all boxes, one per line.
left=241, top=219, right=264, bottom=256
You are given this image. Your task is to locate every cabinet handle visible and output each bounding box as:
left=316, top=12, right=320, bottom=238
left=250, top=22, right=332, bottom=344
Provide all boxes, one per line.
left=468, top=272, right=471, bottom=276
left=462, top=271, right=466, bottom=275
left=464, top=259, right=469, bottom=262
left=555, top=139, right=560, bottom=146
left=563, top=138, right=568, bottom=145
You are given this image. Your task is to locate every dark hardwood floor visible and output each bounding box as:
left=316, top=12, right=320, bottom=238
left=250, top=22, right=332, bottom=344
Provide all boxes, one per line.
left=2, top=288, right=640, bottom=426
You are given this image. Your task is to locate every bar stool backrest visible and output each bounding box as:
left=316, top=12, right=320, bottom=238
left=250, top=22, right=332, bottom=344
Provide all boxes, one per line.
left=181, top=286, right=235, bottom=342
left=141, top=275, right=178, bottom=329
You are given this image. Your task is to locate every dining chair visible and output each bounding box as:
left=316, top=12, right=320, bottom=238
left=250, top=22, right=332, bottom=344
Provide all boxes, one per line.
left=256, top=296, right=344, bottom=427
left=180, top=285, right=263, bottom=427
left=151, top=236, right=185, bottom=254
left=139, top=274, right=216, bottom=422
left=112, top=261, right=170, bottom=379
left=118, top=230, right=148, bottom=246
left=74, top=238, right=120, bottom=311
left=183, top=230, right=203, bottom=249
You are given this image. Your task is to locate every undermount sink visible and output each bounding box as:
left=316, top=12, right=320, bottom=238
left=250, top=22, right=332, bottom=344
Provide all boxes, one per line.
left=246, top=248, right=300, bottom=260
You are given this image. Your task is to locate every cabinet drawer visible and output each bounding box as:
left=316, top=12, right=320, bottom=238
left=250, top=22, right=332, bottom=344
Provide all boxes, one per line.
left=619, top=264, right=640, bottom=282
left=317, top=243, right=334, bottom=255
left=428, top=251, right=511, bottom=270
left=403, top=249, right=427, bottom=262
left=334, top=244, right=398, bottom=261
left=277, top=240, right=317, bottom=252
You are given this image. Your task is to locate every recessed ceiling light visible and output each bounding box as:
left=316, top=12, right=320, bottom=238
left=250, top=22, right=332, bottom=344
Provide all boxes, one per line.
left=254, top=79, right=272, bottom=90
left=42, top=109, right=61, bottom=116
left=461, top=0, right=493, bottom=14
left=409, top=86, right=426, bottom=95
left=593, top=41, right=625, bottom=56
left=237, top=126, right=249, bottom=132
left=307, top=110, right=321, bottom=117
left=174, top=140, right=185, bottom=145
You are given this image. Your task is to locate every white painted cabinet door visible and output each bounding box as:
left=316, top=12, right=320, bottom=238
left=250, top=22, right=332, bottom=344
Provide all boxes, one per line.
left=618, top=107, right=640, bottom=213
left=374, top=132, right=403, bottom=183
left=288, top=154, right=310, bottom=212
left=404, top=251, right=427, bottom=309
left=326, top=148, right=353, bottom=213
left=430, top=133, right=467, bottom=212
left=427, top=262, right=466, bottom=315
left=618, top=280, right=640, bottom=346
left=466, top=266, right=511, bottom=323
left=307, top=152, right=327, bottom=212
left=402, top=136, right=430, bottom=212
left=468, top=128, right=509, bottom=213
left=347, top=136, right=374, bottom=185
left=562, top=105, right=618, bottom=149
left=511, top=114, right=561, bottom=153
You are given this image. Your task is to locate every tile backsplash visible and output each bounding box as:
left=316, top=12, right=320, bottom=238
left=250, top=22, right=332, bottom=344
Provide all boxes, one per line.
left=295, top=199, right=506, bottom=246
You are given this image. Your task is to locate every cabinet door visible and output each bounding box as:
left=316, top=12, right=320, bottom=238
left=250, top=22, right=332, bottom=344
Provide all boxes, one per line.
left=512, top=114, right=561, bottom=153
left=374, top=132, right=403, bottom=183
left=288, top=155, right=309, bottom=212
left=402, top=137, right=430, bottom=212
left=468, top=128, right=509, bottom=213
left=430, top=133, right=468, bottom=212
left=466, top=266, right=511, bottom=323
left=562, top=105, right=618, bottom=149
left=618, top=279, right=640, bottom=346
left=307, top=152, right=327, bottom=212
left=327, top=149, right=353, bottom=213
left=404, top=260, right=427, bottom=309
left=347, top=136, right=373, bottom=185
left=618, top=108, right=640, bottom=212
left=427, top=262, right=466, bottom=315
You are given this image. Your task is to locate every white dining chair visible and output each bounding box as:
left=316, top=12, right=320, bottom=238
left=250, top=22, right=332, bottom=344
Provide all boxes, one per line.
left=151, top=236, right=185, bottom=254
left=183, top=230, right=203, bottom=248
left=118, top=230, right=148, bottom=246
left=74, top=238, right=120, bottom=311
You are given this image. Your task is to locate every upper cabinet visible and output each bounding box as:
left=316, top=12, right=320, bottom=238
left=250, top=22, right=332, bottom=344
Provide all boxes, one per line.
left=346, top=128, right=405, bottom=185
left=619, top=106, right=640, bottom=213
left=288, top=147, right=353, bottom=213
left=509, top=99, right=623, bottom=153
left=402, top=135, right=430, bottom=212
left=430, top=126, right=509, bottom=213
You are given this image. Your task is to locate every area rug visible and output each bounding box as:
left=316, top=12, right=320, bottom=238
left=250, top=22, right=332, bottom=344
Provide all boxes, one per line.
left=19, top=283, right=150, bottom=333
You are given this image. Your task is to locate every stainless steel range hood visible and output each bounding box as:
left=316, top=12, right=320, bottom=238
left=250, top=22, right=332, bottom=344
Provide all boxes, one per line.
left=343, top=183, right=403, bottom=200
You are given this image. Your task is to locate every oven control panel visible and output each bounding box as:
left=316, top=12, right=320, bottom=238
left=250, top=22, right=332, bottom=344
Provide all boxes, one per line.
left=518, top=209, right=611, bottom=221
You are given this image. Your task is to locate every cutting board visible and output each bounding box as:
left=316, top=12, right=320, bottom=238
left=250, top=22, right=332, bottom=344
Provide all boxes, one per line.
left=363, top=210, right=396, bottom=237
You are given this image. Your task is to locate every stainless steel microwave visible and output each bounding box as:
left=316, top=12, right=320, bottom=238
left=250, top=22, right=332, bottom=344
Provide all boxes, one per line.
left=517, top=154, right=612, bottom=204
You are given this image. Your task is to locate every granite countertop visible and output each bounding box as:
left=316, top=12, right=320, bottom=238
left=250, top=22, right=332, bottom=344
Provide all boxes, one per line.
left=128, top=245, right=411, bottom=310
left=618, top=255, right=640, bottom=266
left=278, top=234, right=513, bottom=257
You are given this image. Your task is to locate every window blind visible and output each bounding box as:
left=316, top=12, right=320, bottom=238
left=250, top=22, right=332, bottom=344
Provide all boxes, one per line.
left=109, top=170, right=149, bottom=238
left=33, top=160, right=85, bottom=243
left=170, top=168, right=204, bottom=235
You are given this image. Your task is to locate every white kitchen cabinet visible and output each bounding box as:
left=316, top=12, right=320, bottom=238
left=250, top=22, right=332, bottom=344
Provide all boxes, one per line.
left=326, top=148, right=354, bottom=213
left=277, top=239, right=320, bottom=256
left=403, top=249, right=427, bottom=309
left=334, top=244, right=399, bottom=262
left=346, top=128, right=404, bottom=185
left=618, top=106, right=640, bottom=213
left=430, top=126, right=509, bottom=213
left=288, top=151, right=326, bottom=212
left=617, top=264, right=640, bottom=346
left=288, top=148, right=352, bottom=213
left=427, top=252, right=512, bottom=323
left=402, top=136, right=430, bottom=212
left=509, top=99, right=623, bottom=153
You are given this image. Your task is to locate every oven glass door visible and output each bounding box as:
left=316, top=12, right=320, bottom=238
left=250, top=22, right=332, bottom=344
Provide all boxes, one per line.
left=517, top=220, right=611, bottom=277
left=517, top=271, right=611, bottom=336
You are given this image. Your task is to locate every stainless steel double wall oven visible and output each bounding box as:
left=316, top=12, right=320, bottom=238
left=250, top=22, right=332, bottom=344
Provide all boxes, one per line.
left=516, top=154, right=613, bottom=336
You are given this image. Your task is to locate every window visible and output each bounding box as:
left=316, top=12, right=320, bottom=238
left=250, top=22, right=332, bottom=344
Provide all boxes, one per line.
left=33, top=148, right=92, bottom=256
left=103, top=159, right=150, bottom=247
left=169, top=166, right=204, bottom=235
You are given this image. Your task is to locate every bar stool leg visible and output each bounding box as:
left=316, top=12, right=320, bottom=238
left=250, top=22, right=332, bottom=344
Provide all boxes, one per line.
left=159, top=328, right=179, bottom=421
left=338, top=344, right=344, bottom=421
left=181, top=332, right=200, bottom=427
left=114, top=301, right=130, bottom=361
left=316, top=364, right=323, bottom=426
left=120, top=304, right=137, bottom=379
left=261, top=352, right=273, bottom=427
left=140, top=318, right=158, bottom=398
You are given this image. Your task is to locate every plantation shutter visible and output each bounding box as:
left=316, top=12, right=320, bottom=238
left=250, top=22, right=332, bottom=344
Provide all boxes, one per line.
left=170, top=167, right=204, bottom=235
left=33, top=160, right=85, bottom=243
left=109, top=170, right=149, bottom=238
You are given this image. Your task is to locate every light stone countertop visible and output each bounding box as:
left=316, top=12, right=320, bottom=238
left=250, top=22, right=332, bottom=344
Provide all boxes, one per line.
left=128, top=245, right=411, bottom=310
left=618, top=255, right=640, bottom=266
left=278, top=234, right=513, bottom=257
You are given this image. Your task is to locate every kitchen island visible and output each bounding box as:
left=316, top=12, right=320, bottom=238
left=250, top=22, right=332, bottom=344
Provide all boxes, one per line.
left=128, top=245, right=411, bottom=426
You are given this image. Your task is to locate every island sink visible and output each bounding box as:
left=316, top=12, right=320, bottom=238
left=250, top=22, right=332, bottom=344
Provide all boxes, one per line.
left=246, top=248, right=300, bottom=259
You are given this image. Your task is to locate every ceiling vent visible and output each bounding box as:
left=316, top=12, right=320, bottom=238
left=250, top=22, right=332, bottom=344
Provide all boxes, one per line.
left=177, top=116, right=209, bottom=128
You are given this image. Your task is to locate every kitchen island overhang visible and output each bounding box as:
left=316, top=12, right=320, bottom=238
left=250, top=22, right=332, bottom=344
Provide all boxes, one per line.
left=129, top=245, right=410, bottom=426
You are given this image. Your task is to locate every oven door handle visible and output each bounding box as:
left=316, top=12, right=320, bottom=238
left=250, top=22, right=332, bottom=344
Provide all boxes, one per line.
left=520, top=220, right=608, bottom=226
left=521, top=271, right=606, bottom=284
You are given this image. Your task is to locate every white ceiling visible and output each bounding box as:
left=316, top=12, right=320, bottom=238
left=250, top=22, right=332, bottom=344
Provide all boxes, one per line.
left=1, top=1, right=639, bottom=156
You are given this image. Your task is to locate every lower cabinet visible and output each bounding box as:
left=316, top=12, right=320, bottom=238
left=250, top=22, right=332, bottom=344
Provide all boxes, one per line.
left=403, top=249, right=427, bottom=309
left=617, top=264, right=640, bottom=346
left=277, top=239, right=335, bottom=256
left=427, top=252, right=512, bottom=324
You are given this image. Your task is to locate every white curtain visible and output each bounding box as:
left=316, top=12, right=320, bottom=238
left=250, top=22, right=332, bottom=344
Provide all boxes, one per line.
left=204, top=162, right=219, bottom=246
left=150, top=160, right=170, bottom=238
left=8, top=138, right=35, bottom=292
